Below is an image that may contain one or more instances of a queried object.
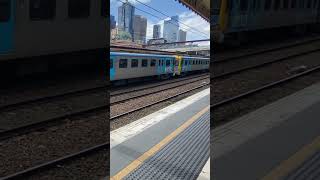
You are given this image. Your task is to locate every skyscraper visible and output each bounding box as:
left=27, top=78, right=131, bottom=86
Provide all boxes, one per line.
left=133, top=15, right=147, bottom=44
left=110, top=15, right=116, bottom=29
left=178, top=30, right=187, bottom=42
left=153, top=25, right=161, bottom=39
left=118, top=1, right=135, bottom=39
left=163, top=16, right=179, bottom=43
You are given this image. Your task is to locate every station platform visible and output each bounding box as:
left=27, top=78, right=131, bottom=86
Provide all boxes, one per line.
left=110, top=88, right=210, bottom=180
left=212, top=82, right=320, bottom=180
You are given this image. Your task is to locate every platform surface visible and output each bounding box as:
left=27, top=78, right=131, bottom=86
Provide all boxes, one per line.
left=212, top=82, right=320, bottom=180
left=110, top=88, right=210, bottom=179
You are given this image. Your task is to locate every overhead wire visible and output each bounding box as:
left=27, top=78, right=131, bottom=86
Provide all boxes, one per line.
left=116, top=0, right=209, bottom=39
left=133, top=0, right=209, bottom=38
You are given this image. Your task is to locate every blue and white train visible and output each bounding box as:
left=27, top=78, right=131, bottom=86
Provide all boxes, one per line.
left=110, top=51, right=210, bottom=81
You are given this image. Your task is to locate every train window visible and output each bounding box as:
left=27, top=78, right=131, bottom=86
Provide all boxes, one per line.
left=274, top=0, right=280, bottom=10
left=283, top=0, right=289, bottom=9
left=291, top=0, right=297, bottom=8
left=110, top=60, right=113, bottom=69
left=313, top=0, right=317, bottom=8
left=0, top=0, right=10, bottom=22
left=185, top=60, right=188, bottom=65
left=256, top=0, right=261, bottom=10
left=252, top=0, right=256, bottom=9
left=151, top=59, right=156, bottom=67
left=307, top=0, right=312, bottom=8
left=101, top=0, right=107, bottom=17
left=119, top=59, right=128, bottom=68
left=166, top=60, right=170, bottom=67
left=142, top=59, right=148, bottom=67
left=264, top=0, right=271, bottom=10
left=30, top=0, right=56, bottom=20
left=68, top=0, right=90, bottom=18
left=131, top=59, right=138, bottom=68
left=240, top=0, right=248, bottom=11
left=252, top=0, right=260, bottom=10
left=299, top=0, right=304, bottom=8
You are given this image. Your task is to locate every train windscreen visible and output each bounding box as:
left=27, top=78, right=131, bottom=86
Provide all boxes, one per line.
left=212, top=0, right=221, bottom=15
left=0, top=0, right=10, bottom=22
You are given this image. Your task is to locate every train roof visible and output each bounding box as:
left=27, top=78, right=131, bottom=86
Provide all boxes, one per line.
left=110, top=52, right=176, bottom=58
left=110, top=51, right=209, bottom=60
left=182, top=56, right=210, bottom=60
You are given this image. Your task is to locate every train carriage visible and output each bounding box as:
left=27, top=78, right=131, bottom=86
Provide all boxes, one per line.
left=110, top=51, right=209, bottom=82
left=0, top=0, right=106, bottom=61
left=213, top=0, right=320, bottom=43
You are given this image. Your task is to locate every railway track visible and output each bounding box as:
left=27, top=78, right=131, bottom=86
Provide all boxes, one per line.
left=212, top=52, right=320, bottom=126
left=110, top=73, right=208, bottom=96
left=110, top=74, right=209, bottom=105
left=212, top=45, right=320, bottom=79
left=0, top=143, right=109, bottom=180
left=0, top=74, right=209, bottom=179
left=111, top=80, right=209, bottom=120
left=0, top=85, right=107, bottom=111
left=0, top=86, right=106, bottom=140
left=214, top=36, right=320, bottom=63
left=0, top=73, right=209, bottom=140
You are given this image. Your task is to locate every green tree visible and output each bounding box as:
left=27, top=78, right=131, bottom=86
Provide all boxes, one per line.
left=116, top=31, right=132, bottom=41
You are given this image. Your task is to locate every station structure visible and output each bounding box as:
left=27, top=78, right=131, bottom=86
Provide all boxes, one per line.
left=110, top=88, right=210, bottom=179
left=109, top=1, right=212, bottom=179
left=213, top=82, right=320, bottom=179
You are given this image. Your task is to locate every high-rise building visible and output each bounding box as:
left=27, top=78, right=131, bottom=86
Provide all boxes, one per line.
left=153, top=25, right=161, bottom=39
left=133, top=15, right=147, bottom=44
left=110, top=15, right=116, bottom=29
left=118, top=1, right=135, bottom=39
left=163, top=16, right=179, bottom=43
left=178, top=30, right=187, bottom=42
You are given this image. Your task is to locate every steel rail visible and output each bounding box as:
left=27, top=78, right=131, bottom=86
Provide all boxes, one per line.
left=0, top=105, right=107, bottom=141
left=110, top=73, right=209, bottom=96
left=213, top=37, right=320, bottom=63
left=111, top=82, right=209, bottom=120
left=212, top=48, right=320, bottom=79
left=0, top=142, right=109, bottom=180
left=110, top=76, right=209, bottom=105
left=212, top=65, right=320, bottom=109
left=0, top=86, right=107, bottom=112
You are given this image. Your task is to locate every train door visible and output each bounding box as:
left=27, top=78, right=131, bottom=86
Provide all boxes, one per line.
left=230, top=0, right=248, bottom=29
left=239, top=0, right=248, bottom=27
left=174, top=56, right=181, bottom=76
left=165, top=58, right=173, bottom=74
left=157, top=58, right=165, bottom=75
left=0, top=0, right=14, bottom=54
left=318, top=0, right=320, bottom=22
left=110, top=56, right=115, bottom=81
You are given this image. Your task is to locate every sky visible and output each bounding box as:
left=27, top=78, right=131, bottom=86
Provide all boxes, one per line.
left=110, top=0, right=210, bottom=46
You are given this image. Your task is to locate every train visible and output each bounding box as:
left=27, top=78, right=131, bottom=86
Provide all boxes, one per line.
left=212, top=0, right=320, bottom=43
left=110, top=51, right=210, bottom=82
left=0, top=0, right=106, bottom=62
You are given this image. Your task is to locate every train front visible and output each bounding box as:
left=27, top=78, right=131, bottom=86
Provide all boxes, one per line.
left=212, top=0, right=229, bottom=43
